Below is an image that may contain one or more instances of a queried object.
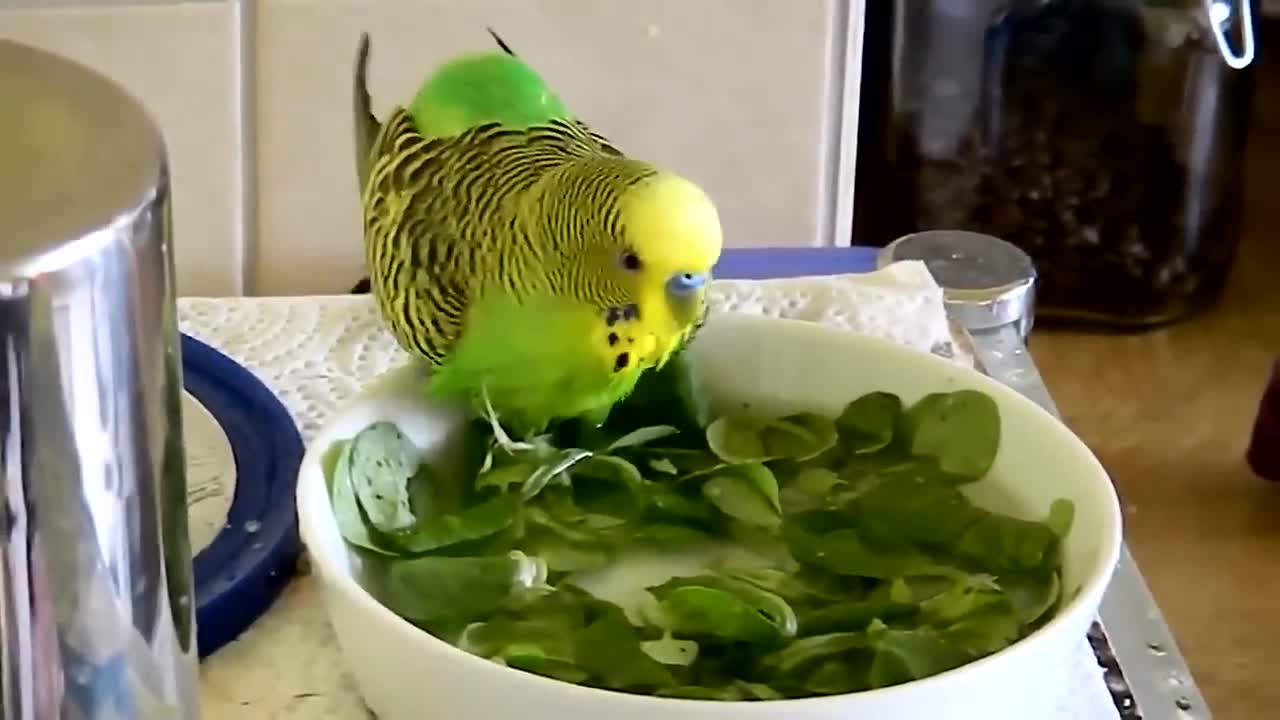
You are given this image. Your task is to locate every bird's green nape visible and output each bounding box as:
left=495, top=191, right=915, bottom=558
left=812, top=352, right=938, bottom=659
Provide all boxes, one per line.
left=407, top=32, right=572, bottom=139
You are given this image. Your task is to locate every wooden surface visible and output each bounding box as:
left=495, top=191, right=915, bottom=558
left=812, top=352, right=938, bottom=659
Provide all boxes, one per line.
left=1031, top=38, right=1280, bottom=720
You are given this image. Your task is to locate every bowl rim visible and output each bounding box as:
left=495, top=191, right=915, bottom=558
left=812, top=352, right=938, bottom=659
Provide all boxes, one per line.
left=296, top=313, right=1123, bottom=709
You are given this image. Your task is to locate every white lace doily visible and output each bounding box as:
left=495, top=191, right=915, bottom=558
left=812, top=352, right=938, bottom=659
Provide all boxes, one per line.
left=183, top=268, right=1116, bottom=719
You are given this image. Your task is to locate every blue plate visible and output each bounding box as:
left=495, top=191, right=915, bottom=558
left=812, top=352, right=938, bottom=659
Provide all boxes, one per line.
left=182, top=332, right=304, bottom=659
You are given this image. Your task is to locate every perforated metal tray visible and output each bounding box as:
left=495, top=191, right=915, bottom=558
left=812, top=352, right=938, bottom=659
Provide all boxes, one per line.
left=971, top=324, right=1210, bottom=720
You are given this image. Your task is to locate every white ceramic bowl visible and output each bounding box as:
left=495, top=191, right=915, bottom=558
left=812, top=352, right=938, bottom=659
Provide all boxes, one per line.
left=297, top=313, right=1122, bottom=720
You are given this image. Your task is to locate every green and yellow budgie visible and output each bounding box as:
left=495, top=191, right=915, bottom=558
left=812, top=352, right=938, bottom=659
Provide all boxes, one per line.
left=353, top=31, right=724, bottom=440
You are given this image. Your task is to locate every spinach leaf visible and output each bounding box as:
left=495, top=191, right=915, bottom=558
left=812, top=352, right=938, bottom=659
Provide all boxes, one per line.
left=761, top=414, right=839, bottom=462
left=706, top=414, right=838, bottom=464
left=387, top=494, right=521, bottom=556
left=950, top=512, right=1061, bottom=574
left=574, top=613, right=676, bottom=690
left=649, top=574, right=798, bottom=644
left=325, top=439, right=397, bottom=556
left=701, top=464, right=783, bottom=529
left=653, top=586, right=789, bottom=646
left=607, top=425, right=682, bottom=451
left=375, top=551, right=546, bottom=625
left=835, top=391, right=903, bottom=454
left=329, top=378, right=1078, bottom=701
left=784, top=514, right=936, bottom=579
left=848, top=473, right=984, bottom=548
left=603, top=349, right=710, bottom=438
left=768, top=631, right=867, bottom=675
left=346, top=421, right=420, bottom=532
left=866, top=620, right=974, bottom=689
left=901, top=390, right=1001, bottom=481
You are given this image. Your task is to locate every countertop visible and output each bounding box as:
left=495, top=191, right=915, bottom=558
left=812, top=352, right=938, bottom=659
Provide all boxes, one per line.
left=1032, top=43, right=1280, bottom=720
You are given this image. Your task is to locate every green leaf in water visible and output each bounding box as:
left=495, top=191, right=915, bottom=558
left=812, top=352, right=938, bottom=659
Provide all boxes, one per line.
left=640, top=633, right=699, bottom=666
left=649, top=447, right=727, bottom=478
left=1000, top=571, right=1063, bottom=627
left=475, top=461, right=538, bottom=494
left=917, top=576, right=1008, bottom=624
left=376, top=550, right=546, bottom=625
left=389, top=493, right=521, bottom=555
left=835, top=391, right=903, bottom=454
left=648, top=457, right=680, bottom=475
left=520, top=530, right=613, bottom=573
left=649, top=574, right=798, bottom=643
left=574, top=613, right=676, bottom=690
left=866, top=620, right=974, bottom=689
left=645, top=484, right=718, bottom=527
left=798, top=596, right=917, bottom=636
left=522, top=448, right=592, bottom=501
left=768, top=631, right=867, bottom=675
left=950, top=512, right=1061, bottom=574
left=702, top=474, right=782, bottom=528
left=706, top=414, right=839, bottom=465
left=458, top=613, right=578, bottom=661
left=652, top=585, right=790, bottom=646
left=783, top=517, right=935, bottom=579
left=1046, top=498, right=1076, bottom=539
left=603, top=349, right=710, bottom=437
left=901, top=390, right=1001, bottom=481
left=790, top=467, right=845, bottom=499
left=346, top=421, right=420, bottom=533
left=942, top=606, right=1025, bottom=656
left=719, top=566, right=844, bottom=606
left=761, top=413, right=839, bottom=462
left=626, top=523, right=714, bottom=549
left=326, top=439, right=397, bottom=556
left=607, top=425, right=681, bottom=452
left=803, top=657, right=869, bottom=695
left=705, top=416, right=769, bottom=463
left=848, top=473, right=984, bottom=548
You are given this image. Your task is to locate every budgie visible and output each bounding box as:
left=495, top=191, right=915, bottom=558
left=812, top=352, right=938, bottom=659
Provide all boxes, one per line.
left=352, top=31, right=724, bottom=441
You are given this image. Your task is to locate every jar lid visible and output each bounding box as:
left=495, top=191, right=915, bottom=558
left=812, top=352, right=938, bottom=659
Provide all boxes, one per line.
left=875, top=230, right=1037, bottom=333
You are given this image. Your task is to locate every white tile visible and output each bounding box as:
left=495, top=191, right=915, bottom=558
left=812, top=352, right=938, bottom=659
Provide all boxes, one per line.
left=253, top=0, right=846, bottom=296
left=1, top=2, right=243, bottom=297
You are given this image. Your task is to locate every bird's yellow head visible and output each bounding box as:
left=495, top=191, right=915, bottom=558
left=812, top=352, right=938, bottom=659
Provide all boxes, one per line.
left=615, top=172, right=723, bottom=335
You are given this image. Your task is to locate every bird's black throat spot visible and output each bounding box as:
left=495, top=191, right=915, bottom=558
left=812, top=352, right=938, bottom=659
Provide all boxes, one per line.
left=607, top=332, right=619, bottom=346
left=605, top=304, right=639, bottom=327
left=613, top=352, right=630, bottom=372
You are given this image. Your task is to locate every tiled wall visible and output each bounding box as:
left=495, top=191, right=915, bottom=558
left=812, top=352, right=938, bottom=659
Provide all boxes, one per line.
left=2, top=0, right=242, bottom=296
left=12, top=1, right=1264, bottom=297
left=3, top=0, right=865, bottom=297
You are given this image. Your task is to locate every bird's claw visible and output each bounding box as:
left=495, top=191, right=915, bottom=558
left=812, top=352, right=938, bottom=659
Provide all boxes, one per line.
left=481, top=384, right=534, bottom=453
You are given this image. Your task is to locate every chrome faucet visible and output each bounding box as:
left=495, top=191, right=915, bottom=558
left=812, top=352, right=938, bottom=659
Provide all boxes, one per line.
left=0, top=40, right=200, bottom=719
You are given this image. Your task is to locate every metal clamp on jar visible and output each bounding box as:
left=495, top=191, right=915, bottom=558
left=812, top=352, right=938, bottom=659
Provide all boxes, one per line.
left=0, top=40, right=200, bottom=719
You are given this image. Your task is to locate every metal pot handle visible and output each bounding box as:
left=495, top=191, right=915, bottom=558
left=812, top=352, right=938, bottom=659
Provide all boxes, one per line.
left=1205, top=0, right=1257, bottom=69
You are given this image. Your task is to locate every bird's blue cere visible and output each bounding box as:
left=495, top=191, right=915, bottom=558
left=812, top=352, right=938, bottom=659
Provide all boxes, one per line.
left=667, top=272, right=708, bottom=295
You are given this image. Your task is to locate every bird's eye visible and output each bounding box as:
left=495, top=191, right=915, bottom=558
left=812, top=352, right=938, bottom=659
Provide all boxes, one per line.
left=620, top=250, right=642, bottom=272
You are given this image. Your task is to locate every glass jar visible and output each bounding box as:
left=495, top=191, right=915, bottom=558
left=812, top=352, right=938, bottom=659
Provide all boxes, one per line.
left=855, top=0, right=1261, bottom=328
